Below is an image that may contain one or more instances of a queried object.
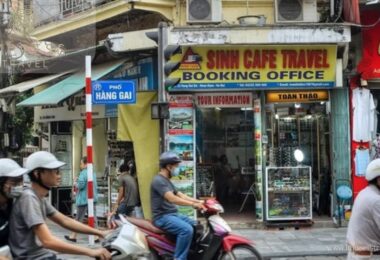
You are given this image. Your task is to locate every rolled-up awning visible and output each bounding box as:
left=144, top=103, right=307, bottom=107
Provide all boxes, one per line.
left=0, top=71, right=73, bottom=97
left=17, top=59, right=126, bottom=106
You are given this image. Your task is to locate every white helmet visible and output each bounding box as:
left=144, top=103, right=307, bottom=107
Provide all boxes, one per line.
left=366, top=159, right=380, bottom=181
left=0, top=159, right=30, bottom=178
left=25, top=151, right=65, bottom=171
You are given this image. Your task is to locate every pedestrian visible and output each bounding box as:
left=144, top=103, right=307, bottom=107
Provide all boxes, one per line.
left=347, top=158, right=380, bottom=259
left=65, top=156, right=100, bottom=243
left=9, top=151, right=111, bottom=260
left=0, top=159, right=30, bottom=260
left=151, top=151, right=205, bottom=260
left=112, top=161, right=143, bottom=218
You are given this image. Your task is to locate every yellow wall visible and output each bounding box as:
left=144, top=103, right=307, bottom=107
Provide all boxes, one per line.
left=32, top=0, right=275, bottom=40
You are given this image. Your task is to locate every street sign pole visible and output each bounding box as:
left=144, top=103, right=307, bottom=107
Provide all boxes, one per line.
left=85, top=56, right=95, bottom=245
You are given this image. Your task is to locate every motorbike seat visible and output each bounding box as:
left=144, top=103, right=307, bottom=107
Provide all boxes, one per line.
left=126, top=217, right=165, bottom=234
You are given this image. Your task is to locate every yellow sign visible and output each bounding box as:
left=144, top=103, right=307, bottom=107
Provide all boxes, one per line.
left=266, top=90, right=329, bottom=103
left=170, top=45, right=337, bottom=91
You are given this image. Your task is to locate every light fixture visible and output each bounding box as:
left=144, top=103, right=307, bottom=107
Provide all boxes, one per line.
left=294, top=103, right=301, bottom=108
left=275, top=113, right=279, bottom=120
left=215, top=107, right=221, bottom=111
left=366, top=0, right=379, bottom=5
left=151, top=102, right=169, bottom=120
left=241, top=107, right=253, bottom=111
left=320, top=102, right=325, bottom=105
left=294, top=149, right=304, bottom=163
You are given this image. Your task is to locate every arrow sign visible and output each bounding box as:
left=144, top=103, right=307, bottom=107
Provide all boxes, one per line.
left=92, top=80, right=136, bottom=104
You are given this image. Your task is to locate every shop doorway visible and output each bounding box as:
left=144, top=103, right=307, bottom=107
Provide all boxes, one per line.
left=195, top=107, right=256, bottom=221
left=264, top=102, right=331, bottom=219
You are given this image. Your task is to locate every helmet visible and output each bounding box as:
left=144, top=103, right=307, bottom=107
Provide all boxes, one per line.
left=159, top=151, right=181, bottom=168
left=25, top=151, right=66, bottom=171
left=366, top=159, right=380, bottom=181
left=0, top=159, right=30, bottom=178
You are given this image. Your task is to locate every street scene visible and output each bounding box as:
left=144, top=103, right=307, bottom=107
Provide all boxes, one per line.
left=0, top=0, right=379, bottom=259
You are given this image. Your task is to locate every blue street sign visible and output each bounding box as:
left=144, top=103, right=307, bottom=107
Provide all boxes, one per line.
left=92, top=80, right=136, bottom=104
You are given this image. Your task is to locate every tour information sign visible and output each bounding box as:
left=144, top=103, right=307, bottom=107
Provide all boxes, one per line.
left=92, top=80, right=136, bottom=104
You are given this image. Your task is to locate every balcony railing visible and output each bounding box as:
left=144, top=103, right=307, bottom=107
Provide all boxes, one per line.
left=33, top=0, right=116, bottom=27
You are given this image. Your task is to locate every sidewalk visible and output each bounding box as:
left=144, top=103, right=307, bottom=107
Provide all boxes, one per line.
left=48, top=221, right=348, bottom=259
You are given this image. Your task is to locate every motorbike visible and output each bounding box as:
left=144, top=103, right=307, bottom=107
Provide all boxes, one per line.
left=122, top=199, right=262, bottom=260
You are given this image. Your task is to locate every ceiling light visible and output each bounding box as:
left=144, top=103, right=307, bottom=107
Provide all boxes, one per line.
left=366, top=0, right=379, bottom=5
left=294, top=103, right=301, bottom=108
left=215, top=107, right=221, bottom=111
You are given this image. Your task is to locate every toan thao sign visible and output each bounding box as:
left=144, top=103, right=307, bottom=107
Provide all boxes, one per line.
left=92, top=80, right=136, bottom=104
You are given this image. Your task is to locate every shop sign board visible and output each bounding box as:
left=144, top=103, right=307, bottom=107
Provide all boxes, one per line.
left=168, top=45, right=337, bottom=91
left=92, top=80, right=136, bottom=104
left=195, top=93, right=252, bottom=108
left=266, top=90, right=329, bottom=103
left=34, top=92, right=107, bottom=123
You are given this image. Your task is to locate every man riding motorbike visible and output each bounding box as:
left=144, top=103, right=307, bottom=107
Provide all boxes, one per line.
left=151, top=151, right=205, bottom=260
left=9, top=151, right=111, bottom=260
left=0, top=159, right=30, bottom=260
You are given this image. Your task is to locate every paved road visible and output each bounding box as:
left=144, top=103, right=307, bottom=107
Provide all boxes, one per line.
left=47, top=221, right=348, bottom=259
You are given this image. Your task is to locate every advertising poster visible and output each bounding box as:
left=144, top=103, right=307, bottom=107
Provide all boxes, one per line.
left=254, top=98, right=263, bottom=220
left=167, top=95, right=195, bottom=217
left=168, top=95, right=194, bottom=135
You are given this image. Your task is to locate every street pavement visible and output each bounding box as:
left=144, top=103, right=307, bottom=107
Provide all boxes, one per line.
left=47, top=220, right=348, bottom=259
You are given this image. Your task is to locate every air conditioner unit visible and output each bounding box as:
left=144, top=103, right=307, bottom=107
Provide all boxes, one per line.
left=187, top=0, right=222, bottom=24
left=275, top=0, right=318, bottom=23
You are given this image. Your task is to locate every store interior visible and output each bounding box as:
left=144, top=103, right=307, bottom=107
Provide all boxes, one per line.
left=195, top=107, right=256, bottom=221
left=264, top=101, right=331, bottom=219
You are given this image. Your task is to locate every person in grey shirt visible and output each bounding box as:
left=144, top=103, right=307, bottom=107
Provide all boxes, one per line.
left=9, top=151, right=111, bottom=260
left=347, top=158, right=380, bottom=259
left=113, top=161, right=142, bottom=218
left=151, top=151, right=205, bottom=260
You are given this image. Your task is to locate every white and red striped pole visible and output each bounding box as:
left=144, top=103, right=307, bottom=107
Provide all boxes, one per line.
left=85, top=55, right=95, bottom=245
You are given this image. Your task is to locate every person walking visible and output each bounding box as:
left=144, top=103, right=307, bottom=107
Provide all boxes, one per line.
left=112, top=161, right=143, bottom=218
left=65, top=156, right=99, bottom=242
left=9, top=151, right=111, bottom=260
left=151, top=151, right=205, bottom=260
left=347, top=158, right=380, bottom=259
left=0, top=159, right=30, bottom=260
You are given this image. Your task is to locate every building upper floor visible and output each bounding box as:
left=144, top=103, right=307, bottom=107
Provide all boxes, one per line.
left=26, top=0, right=354, bottom=42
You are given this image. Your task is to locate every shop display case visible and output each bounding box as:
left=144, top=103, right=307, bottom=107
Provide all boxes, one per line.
left=266, top=166, right=312, bottom=221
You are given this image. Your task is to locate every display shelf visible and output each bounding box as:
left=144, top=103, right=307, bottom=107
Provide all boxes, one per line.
left=266, top=166, right=312, bottom=221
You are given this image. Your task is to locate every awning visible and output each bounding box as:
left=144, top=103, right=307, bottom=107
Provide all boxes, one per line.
left=17, top=59, right=126, bottom=106
left=0, top=71, right=73, bottom=97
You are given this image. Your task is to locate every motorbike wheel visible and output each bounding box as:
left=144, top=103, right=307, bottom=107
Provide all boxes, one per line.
left=218, top=245, right=262, bottom=260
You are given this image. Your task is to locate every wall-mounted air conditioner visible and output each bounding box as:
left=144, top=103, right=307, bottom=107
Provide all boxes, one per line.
left=275, top=0, right=318, bottom=23
left=187, top=0, right=222, bottom=24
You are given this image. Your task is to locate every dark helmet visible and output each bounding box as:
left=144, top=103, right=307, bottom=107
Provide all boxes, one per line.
left=160, top=151, right=181, bottom=168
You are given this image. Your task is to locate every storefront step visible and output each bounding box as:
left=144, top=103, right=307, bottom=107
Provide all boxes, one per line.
left=199, top=217, right=338, bottom=230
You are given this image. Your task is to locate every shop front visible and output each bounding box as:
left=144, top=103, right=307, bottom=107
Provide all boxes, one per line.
left=16, top=57, right=159, bottom=219
left=165, top=44, right=346, bottom=224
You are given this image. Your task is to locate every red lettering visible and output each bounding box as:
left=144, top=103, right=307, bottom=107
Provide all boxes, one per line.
left=307, top=50, right=315, bottom=68
left=253, top=50, right=261, bottom=68
left=207, top=51, right=215, bottom=69
left=322, top=49, right=329, bottom=68
left=288, top=50, right=297, bottom=68
left=231, top=51, right=239, bottom=69
left=315, top=50, right=322, bottom=68
left=268, top=50, right=277, bottom=69
left=244, top=50, right=252, bottom=68
left=297, top=50, right=306, bottom=68
left=282, top=50, right=289, bottom=68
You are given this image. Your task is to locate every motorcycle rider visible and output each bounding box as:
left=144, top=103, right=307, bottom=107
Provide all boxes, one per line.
left=0, top=159, right=30, bottom=260
left=347, top=158, right=380, bottom=259
left=151, top=151, right=205, bottom=260
left=9, top=151, right=111, bottom=260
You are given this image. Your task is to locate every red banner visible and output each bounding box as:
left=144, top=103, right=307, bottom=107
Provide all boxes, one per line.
left=343, top=0, right=360, bottom=24
left=357, top=10, right=380, bottom=80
